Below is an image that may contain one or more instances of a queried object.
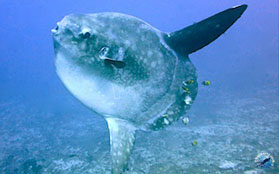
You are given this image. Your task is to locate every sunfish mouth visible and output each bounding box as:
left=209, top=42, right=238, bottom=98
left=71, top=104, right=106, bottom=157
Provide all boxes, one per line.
left=51, top=22, right=60, bottom=34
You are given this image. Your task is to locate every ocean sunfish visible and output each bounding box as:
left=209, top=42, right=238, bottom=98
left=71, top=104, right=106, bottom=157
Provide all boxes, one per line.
left=52, top=4, right=247, bottom=174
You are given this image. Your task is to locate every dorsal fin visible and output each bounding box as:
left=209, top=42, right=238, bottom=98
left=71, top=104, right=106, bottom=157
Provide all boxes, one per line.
left=164, top=4, right=248, bottom=56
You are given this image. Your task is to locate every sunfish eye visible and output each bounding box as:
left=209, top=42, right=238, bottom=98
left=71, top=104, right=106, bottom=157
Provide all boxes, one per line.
left=79, top=28, right=92, bottom=39
left=83, top=32, right=91, bottom=38
left=79, top=31, right=91, bottom=39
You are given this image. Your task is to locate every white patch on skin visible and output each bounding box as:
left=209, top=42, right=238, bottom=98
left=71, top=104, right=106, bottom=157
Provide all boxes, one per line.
left=91, top=29, right=98, bottom=34
left=81, top=27, right=91, bottom=34
left=151, top=61, right=156, bottom=68
left=129, top=137, right=133, bottom=144
left=184, top=96, right=192, bottom=105
left=147, top=51, right=153, bottom=57
left=80, top=42, right=86, bottom=50
left=140, top=23, right=153, bottom=31
left=168, top=111, right=174, bottom=115
left=124, top=40, right=131, bottom=46
left=131, top=44, right=136, bottom=50
left=118, top=48, right=124, bottom=61
left=106, top=29, right=117, bottom=40
left=164, top=118, right=169, bottom=125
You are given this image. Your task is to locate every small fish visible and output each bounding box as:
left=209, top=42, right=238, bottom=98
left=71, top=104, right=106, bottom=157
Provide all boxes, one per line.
left=186, top=79, right=194, bottom=85
left=202, top=80, right=211, bottom=86
left=182, top=117, right=189, bottom=125
left=182, top=80, right=194, bottom=88
left=182, top=87, right=190, bottom=94
left=182, top=86, right=189, bottom=91
left=192, top=140, right=198, bottom=146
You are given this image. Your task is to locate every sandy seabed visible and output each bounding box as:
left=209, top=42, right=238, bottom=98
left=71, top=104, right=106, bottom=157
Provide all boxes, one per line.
left=0, top=84, right=278, bottom=174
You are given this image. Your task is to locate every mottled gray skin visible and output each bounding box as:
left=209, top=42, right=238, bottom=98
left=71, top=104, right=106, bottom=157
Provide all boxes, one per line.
left=52, top=13, right=198, bottom=130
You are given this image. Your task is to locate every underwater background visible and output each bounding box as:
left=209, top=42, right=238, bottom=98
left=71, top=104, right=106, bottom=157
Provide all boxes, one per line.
left=0, top=0, right=278, bottom=173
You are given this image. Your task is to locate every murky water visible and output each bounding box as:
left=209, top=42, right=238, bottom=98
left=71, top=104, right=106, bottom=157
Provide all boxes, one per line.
left=0, top=0, right=278, bottom=173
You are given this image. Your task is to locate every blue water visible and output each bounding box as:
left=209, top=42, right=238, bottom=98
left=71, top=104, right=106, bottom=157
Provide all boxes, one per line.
left=0, top=0, right=278, bottom=173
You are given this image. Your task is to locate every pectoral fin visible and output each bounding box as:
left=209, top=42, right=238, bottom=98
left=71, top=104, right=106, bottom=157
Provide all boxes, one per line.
left=104, top=58, right=126, bottom=68
left=106, top=118, right=136, bottom=174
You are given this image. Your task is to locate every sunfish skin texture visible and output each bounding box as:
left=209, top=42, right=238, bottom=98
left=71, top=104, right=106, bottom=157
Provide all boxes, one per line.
left=52, top=4, right=247, bottom=174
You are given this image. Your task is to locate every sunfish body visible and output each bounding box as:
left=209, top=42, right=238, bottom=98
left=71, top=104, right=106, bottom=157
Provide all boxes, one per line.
left=52, top=5, right=247, bottom=173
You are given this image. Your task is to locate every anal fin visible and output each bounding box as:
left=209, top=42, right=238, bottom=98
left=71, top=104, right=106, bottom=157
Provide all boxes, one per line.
left=106, top=118, right=136, bottom=174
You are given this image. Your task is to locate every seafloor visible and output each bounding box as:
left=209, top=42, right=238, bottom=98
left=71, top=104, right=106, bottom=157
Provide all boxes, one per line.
left=0, top=79, right=278, bottom=174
